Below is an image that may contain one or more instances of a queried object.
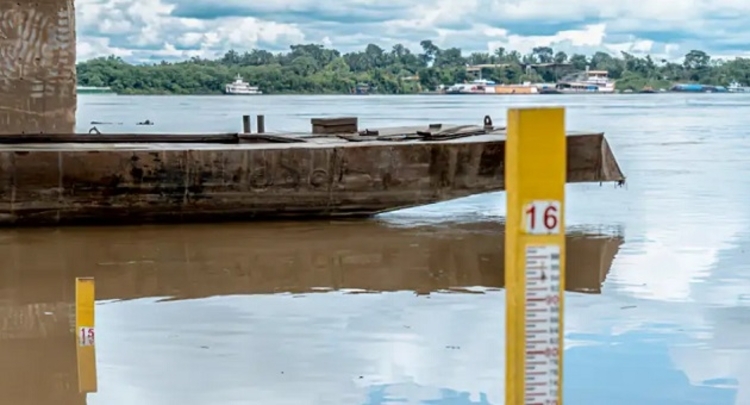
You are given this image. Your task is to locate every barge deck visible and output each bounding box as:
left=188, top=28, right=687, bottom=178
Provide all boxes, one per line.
left=0, top=120, right=625, bottom=226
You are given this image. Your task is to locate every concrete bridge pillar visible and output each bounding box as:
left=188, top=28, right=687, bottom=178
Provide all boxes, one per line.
left=0, top=0, right=77, bottom=134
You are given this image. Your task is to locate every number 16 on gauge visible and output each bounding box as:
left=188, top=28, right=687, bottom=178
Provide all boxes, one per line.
left=523, top=200, right=561, bottom=234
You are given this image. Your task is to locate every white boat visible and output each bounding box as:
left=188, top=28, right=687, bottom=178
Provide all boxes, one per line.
left=445, top=79, right=496, bottom=94
left=77, top=85, right=115, bottom=95
left=541, top=68, right=616, bottom=94
left=728, top=80, right=750, bottom=93
left=224, top=74, right=263, bottom=95
left=444, top=79, right=539, bottom=95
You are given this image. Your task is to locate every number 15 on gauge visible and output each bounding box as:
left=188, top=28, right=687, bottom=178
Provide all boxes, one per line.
left=523, top=200, right=561, bottom=234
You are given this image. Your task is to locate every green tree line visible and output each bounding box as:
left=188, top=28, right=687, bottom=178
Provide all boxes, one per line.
left=76, top=40, right=750, bottom=95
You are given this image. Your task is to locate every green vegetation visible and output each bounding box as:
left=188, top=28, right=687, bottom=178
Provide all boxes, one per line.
left=76, top=41, right=750, bottom=95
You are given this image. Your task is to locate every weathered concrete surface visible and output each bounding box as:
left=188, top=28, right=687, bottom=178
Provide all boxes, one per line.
left=0, top=0, right=76, bottom=134
left=0, top=132, right=624, bottom=226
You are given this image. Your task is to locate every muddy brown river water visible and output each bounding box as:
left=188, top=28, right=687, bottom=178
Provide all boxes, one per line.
left=1, top=93, right=749, bottom=404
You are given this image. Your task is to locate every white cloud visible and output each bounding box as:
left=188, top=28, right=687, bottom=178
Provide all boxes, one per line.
left=75, top=0, right=306, bottom=61
left=486, top=23, right=608, bottom=56
left=73, top=0, right=750, bottom=63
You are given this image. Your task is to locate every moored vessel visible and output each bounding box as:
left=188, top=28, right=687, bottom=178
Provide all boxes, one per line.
left=0, top=115, right=625, bottom=226
left=670, top=83, right=728, bottom=93
left=540, top=69, right=616, bottom=94
left=224, top=74, right=263, bottom=95
left=728, top=80, right=750, bottom=93
left=444, top=80, right=539, bottom=95
left=76, top=86, right=115, bottom=95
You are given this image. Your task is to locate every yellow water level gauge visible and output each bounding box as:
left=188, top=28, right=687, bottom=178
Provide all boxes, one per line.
left=505, top=107, right=566, bottom=405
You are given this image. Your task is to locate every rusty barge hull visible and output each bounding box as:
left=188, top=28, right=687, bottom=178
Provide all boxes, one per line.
left=0, top=126, right=624, bottom=226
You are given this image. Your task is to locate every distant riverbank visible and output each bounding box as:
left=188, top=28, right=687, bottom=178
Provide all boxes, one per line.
left=76, top=42, right=746, bottom=96
left=79, top=89, right=750, bottom=96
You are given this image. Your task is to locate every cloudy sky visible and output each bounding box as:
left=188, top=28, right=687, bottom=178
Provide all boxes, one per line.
left=76, top=0, right=750, bottom=63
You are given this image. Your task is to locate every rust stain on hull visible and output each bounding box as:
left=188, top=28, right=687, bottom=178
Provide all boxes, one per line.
left=0, top=0, right=77, bottom=135
left=0, top=131, right=624, bottom=226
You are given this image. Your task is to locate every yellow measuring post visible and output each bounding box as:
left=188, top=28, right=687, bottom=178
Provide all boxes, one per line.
left=75, top=277, right=98, bottom=393
left=505, top=107, right=566, bottom=405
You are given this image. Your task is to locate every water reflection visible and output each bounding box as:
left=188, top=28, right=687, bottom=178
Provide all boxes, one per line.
left=54, top=92, right=750, bottom=404
left=568, top=327, right=738, bottom=405
left=0, top=221, right=621, bottom=405
left=0, top=221, right=622, bottom=302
